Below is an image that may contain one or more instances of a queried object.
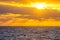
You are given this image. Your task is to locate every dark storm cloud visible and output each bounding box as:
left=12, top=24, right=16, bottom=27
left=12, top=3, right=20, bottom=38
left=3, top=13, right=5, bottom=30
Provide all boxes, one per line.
left=42, top=10, right=60, bottom=18
left=0, top=5, right=36, bottom=14
left=0, top=5, right=27, bottom=14
left=0, top=5, right=60, bottom=20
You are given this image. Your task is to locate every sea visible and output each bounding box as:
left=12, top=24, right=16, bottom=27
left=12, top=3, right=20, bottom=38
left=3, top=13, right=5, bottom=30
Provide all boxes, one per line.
left=0, top=26, right=60, bottom=40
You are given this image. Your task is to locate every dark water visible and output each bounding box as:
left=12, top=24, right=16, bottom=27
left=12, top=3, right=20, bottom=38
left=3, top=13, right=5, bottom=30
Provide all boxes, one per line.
left=0, top=26, right=60, bottom=40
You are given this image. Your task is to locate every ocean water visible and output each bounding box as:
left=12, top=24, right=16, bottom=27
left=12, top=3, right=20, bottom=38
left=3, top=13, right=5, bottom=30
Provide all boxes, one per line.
left=0, top=26, right=60, bottom=40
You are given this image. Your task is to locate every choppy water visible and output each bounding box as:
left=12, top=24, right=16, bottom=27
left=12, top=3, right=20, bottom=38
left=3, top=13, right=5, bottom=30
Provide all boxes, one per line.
left=0, top=26, right=60, bottom=40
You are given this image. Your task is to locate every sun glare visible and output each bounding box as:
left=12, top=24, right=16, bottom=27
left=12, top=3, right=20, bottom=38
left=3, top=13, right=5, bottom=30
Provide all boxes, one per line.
left=31, top=3, right=47, bottom=9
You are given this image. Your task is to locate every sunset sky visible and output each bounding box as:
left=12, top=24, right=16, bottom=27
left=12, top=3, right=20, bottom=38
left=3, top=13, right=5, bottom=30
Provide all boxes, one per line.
left=0, top=0, right=60, bottom=26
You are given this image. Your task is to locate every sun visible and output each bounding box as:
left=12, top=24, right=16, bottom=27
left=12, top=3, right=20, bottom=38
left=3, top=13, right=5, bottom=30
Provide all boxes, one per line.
left=31, top=3, right=47, bottom=9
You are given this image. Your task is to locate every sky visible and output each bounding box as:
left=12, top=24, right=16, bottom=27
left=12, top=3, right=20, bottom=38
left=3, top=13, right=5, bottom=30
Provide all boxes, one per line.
left=0, top=0, right=60, bottom=26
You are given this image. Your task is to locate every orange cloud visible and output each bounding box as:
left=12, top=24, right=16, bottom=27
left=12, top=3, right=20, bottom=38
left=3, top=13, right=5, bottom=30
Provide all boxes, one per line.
left=0, top=1, right=60, bottom=26
left=0, top=13, right=60, bottom=26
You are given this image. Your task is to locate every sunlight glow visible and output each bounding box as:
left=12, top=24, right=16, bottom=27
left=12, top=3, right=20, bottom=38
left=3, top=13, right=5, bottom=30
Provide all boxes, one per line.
left=31, top=3, right=47, bottom=9
left=0, top=2, right=60, bottom=26
left=0, top=2, right=60, bottom=10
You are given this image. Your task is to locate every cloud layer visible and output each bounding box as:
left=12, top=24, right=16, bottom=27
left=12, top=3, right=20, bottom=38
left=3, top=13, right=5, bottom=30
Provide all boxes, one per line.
left=0, top=5, right=60, bottom=20
left=0, top=0, right=60, bottom=4
left=0, top=1, right=60, bottom=26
